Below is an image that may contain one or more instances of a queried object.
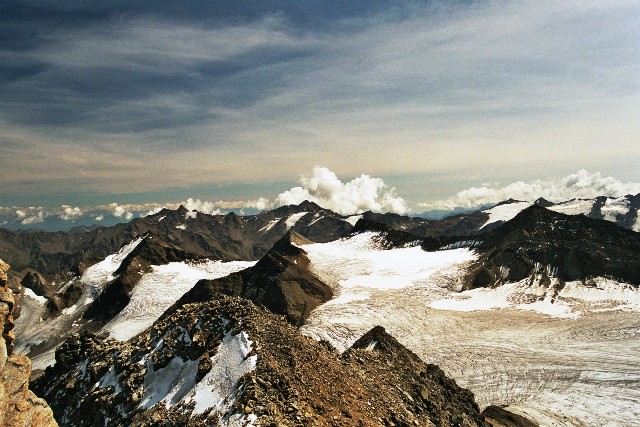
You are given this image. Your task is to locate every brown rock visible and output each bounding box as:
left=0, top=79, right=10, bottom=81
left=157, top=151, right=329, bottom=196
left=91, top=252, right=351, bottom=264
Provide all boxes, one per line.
left=0, top=259, right=58, bottom=427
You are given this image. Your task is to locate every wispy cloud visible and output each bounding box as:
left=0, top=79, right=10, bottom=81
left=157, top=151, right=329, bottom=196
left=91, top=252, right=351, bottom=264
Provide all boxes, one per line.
left=0, top=1, right=637, bottom=199
left=419, top=170, right=640, bottom=210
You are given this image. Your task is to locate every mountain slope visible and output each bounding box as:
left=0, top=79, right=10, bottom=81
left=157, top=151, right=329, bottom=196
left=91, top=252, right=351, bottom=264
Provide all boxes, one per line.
left=476, top=194, right=640, bottom=232
left=465, top=204, right=640, bottom=289
left=173, top=231, right=333, bottom=326
left=33, top=294, right=490, bottom=427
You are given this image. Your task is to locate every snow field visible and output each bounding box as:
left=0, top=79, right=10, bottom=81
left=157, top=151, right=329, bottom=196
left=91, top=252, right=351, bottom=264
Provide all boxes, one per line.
left=481, top=202, right=532, bottom=228
left=299, top=232, right=640, bottom=426
left=104, top=259, right=255, bottom=341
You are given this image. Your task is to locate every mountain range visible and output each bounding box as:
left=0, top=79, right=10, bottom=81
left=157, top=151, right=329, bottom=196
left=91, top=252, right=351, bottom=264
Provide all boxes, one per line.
left=1, top=194, right=639, bottom=426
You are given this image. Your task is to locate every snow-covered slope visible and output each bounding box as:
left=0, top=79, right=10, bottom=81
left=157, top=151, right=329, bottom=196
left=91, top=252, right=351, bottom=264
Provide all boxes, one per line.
left=298, top=231, right=640, bottom=426
left=15, top=237, right=145, bottom=368
left=104, top=260, right=255, bottom=341
left=480, top=201, right=532, bottom=229
left=15, top=238, right=255, bottom=368
left=479, top=195, right=639, bottom=231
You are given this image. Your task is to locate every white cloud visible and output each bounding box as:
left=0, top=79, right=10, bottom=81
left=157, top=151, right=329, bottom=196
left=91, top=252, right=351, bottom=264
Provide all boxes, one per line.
left=275, top=166, right=408, bottom=215
left=112, top=204, right=134, bottom=221
left=94, top=215, right=104, bottom=221
left=419, top=170, right=640, bottom=211
left=60, top=206, right=83, bottom=221
left=21, top=210, right=45, bottom=225
left=183, top=198, right=222, bottom=216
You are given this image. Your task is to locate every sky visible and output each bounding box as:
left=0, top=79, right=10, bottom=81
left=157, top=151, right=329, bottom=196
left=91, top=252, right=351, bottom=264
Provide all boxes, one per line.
left=0, top=1, right=639, bottom=229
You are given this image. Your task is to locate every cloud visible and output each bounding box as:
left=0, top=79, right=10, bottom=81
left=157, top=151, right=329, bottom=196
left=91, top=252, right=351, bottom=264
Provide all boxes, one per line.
left=94, top=215, right=104, bottom=221
left=183, top=198, right=222, bottom=216
left=1, top=1, right=638, bottom=198
left=418, top=170, right=640, bottom=211
left=60, top=206, right=83, bottom=221
left=20, top=210, right=45, bottom=225
left=276, top=166, right=408, bottom=215
left=112, top=204, right=134, bottom=220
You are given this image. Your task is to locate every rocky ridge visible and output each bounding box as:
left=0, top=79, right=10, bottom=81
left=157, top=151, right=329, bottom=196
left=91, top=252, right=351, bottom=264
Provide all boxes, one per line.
left=0, top=259, right=57, bottom=427
left=461, top=204, right=640, bottom=289
left=172, top=231, right=333, bottom=326
left=34, top=294, right=491, bottom=427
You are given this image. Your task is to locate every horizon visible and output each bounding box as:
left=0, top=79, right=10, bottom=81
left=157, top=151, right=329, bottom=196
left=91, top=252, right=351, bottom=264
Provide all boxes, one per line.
left=1, top=1, right=639, bottom=229
left=2, top=166, right=640, bottom=232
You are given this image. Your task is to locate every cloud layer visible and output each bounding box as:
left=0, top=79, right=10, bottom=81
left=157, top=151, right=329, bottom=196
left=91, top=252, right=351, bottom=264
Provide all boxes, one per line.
left=2, top=168, right=640, bottom=230
left=419, top=170, right=640, bottom=211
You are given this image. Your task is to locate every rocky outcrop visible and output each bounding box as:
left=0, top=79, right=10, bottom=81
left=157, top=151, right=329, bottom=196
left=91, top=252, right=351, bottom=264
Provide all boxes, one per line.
left=174, top=231, right=333, bottom=326
left=0, top=259, right=58, bottom=427
left=34, top=294, right=490, bottom=427
left=464, top=205, right=640, bottom=289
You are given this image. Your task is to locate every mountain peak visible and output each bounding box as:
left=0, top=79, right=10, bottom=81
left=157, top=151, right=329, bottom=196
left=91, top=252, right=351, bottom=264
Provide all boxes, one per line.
left=296, top=199, right=323, bottom=212
left=534, top=197, right=555, bottom=207
left=472, top=203, right=640, bottom=286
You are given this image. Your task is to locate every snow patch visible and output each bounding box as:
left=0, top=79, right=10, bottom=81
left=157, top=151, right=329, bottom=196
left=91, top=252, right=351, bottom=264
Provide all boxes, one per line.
left=601, top=197, right=629, bottom=222
left=68, top=236, right=145, bottom=314
left=345, top=214, right=363, bottom=226
left=301, top=232, right=476, bottom=292
left=104, top=260, right=255, bottom=341
left=96, top=366, right=123, bottom=394
left=175, top=224, right=187, bottom=230
left=548, top=199, right=594, bottom=216
left=284, top=212, right=307, bottom=230
left=430, top=277, right=640, bottom=318
left=308, top=212, right=324, bottom=226
left=259, top=218, right=280, bottom=233
left=23, top=287, right=47, bottom=305
left=481, top=202, right=532, bottom=228
left=139, top=329, right=257, bottom=421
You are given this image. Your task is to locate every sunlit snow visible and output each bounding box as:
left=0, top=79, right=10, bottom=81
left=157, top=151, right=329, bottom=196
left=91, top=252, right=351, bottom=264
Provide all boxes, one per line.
left=548, top=199, right=594, bottom=216
left=104, top=260, right=255, bottom=341
left=284, top=212, right=307, bottom=230
left=139, top=328, right=256, bottom=423
left=344, top=214, right=363, bottom=226
left=299, top=232, right=640, bottom=426
left=259, top=218, right=280, bottom=233
left=481, top=202, right=531, bottom=228
left=16, top=237, right=145, bottom=369
left=431, top=277, right=640, bottom=318
left=601, top=197, right=629, bottom=222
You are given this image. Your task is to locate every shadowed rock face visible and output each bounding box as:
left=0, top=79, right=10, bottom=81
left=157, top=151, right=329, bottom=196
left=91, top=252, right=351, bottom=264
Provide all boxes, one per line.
left=173, top=231, right=333, bottom=326
left=465, top=205, right=640, bottom=289
left=33, top=294, right=494, bottom=427
left=0, top=259, right=58, bottom=427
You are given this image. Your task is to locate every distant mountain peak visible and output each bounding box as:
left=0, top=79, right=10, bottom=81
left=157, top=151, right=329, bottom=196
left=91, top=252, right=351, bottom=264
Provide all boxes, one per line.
left=296, top=199, right=323, bottom=212
left=534, top=197, right=555, bottom=207
left=491, top=198, right=527, bottom=208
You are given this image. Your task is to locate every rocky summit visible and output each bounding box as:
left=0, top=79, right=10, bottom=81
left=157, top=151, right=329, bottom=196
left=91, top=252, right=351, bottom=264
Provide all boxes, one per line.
left=34, top=294, right=491, bottom=427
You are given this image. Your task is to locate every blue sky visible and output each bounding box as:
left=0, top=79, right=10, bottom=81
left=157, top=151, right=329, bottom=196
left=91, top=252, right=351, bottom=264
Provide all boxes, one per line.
left=0, top=0, right=639, bottom=226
